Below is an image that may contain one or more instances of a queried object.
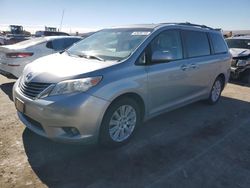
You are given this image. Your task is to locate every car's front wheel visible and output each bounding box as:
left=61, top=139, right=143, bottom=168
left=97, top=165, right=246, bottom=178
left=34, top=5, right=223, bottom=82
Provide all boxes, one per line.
left=99, top=97, right=141, bottom=147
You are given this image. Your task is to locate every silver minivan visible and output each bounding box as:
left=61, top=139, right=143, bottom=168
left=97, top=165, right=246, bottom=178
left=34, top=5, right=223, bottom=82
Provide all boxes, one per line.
left=13, top=23, right=231, bottom=147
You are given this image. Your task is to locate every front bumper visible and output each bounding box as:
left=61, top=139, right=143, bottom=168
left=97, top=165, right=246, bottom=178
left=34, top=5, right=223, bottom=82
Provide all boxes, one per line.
left=230, top=66, right=249, bottom=79
left=13, top=81, right=110, bottom=144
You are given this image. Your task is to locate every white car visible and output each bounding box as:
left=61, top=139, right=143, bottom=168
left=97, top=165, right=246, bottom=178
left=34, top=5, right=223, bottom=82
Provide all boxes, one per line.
left=0, top=36, right=82, bottom=78
left=226, top=36, right=250, bottom=83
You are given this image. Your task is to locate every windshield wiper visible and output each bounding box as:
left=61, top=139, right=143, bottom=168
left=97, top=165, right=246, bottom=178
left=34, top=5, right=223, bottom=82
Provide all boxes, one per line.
left=77, top=54, right=105, bottom=61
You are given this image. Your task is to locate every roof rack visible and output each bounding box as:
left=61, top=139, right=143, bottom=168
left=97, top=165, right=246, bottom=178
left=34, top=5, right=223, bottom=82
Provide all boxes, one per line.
left=178, top=22, right=214, bottom=30
left=160, top=22, right=215, bottom=30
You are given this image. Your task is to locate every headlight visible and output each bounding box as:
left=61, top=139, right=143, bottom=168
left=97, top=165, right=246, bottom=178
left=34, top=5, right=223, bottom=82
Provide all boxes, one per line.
left=49, top=76, right=102, bottom=96
left=237, top=60, right=250, bottom=67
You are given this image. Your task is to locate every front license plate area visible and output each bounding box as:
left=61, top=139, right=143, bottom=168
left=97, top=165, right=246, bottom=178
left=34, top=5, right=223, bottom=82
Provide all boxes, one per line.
left=15, top=98, right=25, bottom=113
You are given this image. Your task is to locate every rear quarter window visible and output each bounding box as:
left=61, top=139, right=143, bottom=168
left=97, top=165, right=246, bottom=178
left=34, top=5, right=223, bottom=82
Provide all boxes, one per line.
left=63, top=38, right=81, bottom=49
left=46, top=41, right=53, bottom=49
left=49, top=38, right=81, bottom=51
left=183, top=30, right=210, bottom=58
left=210, top=33, right=228, bottom=54
left=51, top=39, right=65, bottom=51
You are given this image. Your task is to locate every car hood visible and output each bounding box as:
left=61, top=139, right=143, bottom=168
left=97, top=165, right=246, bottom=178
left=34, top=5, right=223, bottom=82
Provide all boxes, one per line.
left=230, top=48, right=250, bottom=58
left=23, top=52, right=118, bottom=83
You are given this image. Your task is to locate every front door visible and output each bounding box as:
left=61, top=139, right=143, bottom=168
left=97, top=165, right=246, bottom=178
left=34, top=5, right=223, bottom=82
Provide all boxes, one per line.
left=146, top=30, right=194, bottom=116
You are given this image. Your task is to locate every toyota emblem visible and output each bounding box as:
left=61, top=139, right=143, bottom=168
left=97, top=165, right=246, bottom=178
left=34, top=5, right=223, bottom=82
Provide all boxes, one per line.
left=25, top=72, right=33, bottom=83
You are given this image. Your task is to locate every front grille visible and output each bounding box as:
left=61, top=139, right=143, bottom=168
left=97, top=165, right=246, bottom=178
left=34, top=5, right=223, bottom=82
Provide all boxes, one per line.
left=20, top=81, right=51, bottom=99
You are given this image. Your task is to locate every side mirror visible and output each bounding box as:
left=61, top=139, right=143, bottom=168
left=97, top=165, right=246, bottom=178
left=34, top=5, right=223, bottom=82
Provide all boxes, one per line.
left=151, top=51, right=174, bottom=63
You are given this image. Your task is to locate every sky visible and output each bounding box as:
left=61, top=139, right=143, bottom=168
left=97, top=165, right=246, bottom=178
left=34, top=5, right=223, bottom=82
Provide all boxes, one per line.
left=0, top=0, right=249, bottom=33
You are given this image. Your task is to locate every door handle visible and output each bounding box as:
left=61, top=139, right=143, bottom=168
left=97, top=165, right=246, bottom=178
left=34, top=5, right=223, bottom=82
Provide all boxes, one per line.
left=180, top=64, right=188, bottom=71
left=190, top=63, right=197, bottom=69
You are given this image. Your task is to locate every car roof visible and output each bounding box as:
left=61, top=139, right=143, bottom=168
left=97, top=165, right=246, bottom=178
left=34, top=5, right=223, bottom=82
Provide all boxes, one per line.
left=110, top=24, right=159, bottom=29
left=109, top=22, right=219, bottom=33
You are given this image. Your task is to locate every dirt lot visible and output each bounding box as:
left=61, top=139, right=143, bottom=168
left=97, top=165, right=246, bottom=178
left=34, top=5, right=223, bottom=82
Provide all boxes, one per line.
left=0, top=75, right=250, bottom=188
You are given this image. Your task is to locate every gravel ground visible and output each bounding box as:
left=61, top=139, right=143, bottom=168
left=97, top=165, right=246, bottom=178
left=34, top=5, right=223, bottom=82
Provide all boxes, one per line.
left=0, top=75, right=250, bottom=188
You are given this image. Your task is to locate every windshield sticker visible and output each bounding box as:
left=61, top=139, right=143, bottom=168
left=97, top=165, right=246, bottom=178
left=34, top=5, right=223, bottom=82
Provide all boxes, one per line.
left=131, top=31, right=151, bottom=36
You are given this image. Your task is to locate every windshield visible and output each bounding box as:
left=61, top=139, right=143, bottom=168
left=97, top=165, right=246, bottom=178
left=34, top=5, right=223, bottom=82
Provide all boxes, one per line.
left=67, top=28, right=152, bottom=61
left=226, top=39, right=250, bottom=49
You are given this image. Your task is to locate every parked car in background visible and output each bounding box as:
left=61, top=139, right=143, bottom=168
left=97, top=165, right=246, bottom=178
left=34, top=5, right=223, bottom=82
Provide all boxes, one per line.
left=0, top=34, right=31, bottom=45
left=226, top=36, right=250, bottom=83
left=0, top=25, right=31, bottom=45
left=35, top=31, right=70, bottom=37
left=13, top=23, right=231, bottom=147
left=0, top=35, right=5, bottom=45
left=0, top=36, right=82, bottom=78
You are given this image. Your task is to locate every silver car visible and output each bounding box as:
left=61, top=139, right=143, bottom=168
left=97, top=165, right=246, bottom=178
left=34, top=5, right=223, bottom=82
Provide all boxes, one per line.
left=13, top=23, right=231, bottom=147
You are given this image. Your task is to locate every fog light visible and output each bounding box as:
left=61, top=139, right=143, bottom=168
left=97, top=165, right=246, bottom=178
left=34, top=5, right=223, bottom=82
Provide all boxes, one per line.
left=62, top=127, right=80, bottom=137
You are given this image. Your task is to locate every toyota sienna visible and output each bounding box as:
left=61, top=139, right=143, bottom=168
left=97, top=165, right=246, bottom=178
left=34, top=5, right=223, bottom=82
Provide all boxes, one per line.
left=13, top=23, right=231, bottom=147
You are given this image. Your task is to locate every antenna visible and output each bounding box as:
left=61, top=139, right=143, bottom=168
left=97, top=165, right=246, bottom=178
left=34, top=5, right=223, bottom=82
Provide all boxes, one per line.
left=59, top=9, right=65, bottom=31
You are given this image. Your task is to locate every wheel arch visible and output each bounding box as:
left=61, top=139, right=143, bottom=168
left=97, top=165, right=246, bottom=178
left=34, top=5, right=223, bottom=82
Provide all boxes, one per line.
left=107, top=92, right=146, bottom=121
left=98, top=92, right=146, bottom=146
left=217, top=73, right=226, bottom=89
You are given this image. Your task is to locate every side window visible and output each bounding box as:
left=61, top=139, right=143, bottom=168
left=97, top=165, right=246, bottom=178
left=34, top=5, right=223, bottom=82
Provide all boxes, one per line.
left=151, top=30, right=183, bottom=63
left=52, top=39, right=65, bottom=51
left=46, top=41, right=53, bottom=49
left=210, top=33, right=228, bottom=54
left=183, top=30, right=210, bottom=58
left=63, top=38, right=81, bottom=49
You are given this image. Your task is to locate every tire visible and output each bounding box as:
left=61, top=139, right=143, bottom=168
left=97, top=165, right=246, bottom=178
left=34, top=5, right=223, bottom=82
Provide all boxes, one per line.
left=207, top=77, right=224, bottom=105
left=99, top=97, right=141, bottom=147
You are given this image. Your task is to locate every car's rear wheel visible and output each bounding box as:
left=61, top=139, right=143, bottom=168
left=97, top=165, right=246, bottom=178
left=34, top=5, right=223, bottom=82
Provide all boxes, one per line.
left=207, top=77, right=223, bottom=105
left=99, top=98, right=141, bottom=147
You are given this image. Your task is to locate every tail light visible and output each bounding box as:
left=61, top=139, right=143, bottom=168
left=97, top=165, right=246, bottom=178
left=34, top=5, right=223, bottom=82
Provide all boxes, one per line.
left=6, top=52, right=34, bottom=58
